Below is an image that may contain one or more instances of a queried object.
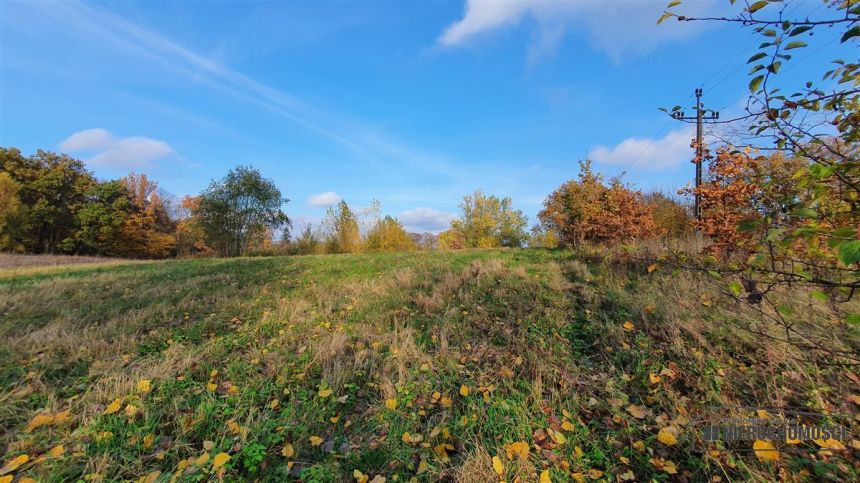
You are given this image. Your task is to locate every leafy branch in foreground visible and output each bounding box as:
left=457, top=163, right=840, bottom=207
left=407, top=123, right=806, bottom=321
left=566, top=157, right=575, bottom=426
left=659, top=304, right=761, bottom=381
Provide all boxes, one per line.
left=657, top=0, right=859, bottom=360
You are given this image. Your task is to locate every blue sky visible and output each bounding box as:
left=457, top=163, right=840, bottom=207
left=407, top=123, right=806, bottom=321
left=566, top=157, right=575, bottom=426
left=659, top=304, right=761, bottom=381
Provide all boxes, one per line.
left=0, top=0, right=853, bottom=233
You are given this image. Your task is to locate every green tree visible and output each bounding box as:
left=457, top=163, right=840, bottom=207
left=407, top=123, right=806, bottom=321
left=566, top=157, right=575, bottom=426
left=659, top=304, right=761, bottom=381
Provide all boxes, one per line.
left=195, top=166, right=290, bottom=257
left=0, top=172, right=19, bottom=236
left=294, top=223, right=322, bottom=255
left=0, top=148, right=95, bottom=253
left=449, top=190, right=528, bottom=248
left=68, top=180, right=132, bottom=255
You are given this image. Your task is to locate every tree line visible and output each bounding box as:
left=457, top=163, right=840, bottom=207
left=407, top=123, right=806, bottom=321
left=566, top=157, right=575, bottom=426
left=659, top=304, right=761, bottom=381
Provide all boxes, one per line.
left=1, top=145, right=700, bottom=259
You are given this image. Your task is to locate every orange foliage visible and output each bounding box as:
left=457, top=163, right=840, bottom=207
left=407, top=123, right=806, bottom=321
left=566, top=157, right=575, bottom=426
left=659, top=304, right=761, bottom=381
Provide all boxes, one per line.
left=175, top=195, right=211, bottom=256
left=117, top=173, right=176, bottom=258
left=539, top=161, right=656, bottom=247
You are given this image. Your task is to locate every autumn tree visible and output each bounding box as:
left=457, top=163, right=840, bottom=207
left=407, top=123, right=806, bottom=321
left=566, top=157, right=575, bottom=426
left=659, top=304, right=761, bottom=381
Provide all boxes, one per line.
left=661, top=0, right=859, bottom=281
left=644, top=192, right=692, bottom=238
left=175, top=195, right=211, bottom=257
left=528, top=224, right=560, bottom=248
left=437, top=228, right=466, bottom=250
left=447, top=190, right=529, bottom=248
left=658, top=1, right=859, bottom=361
left=196, top=166, right=290, bottom=257
left=321, top=200, right=361, bottom=253
left=364, top=215, right=416, bottom=252
left=539, top=160, right=655, bottom=248
left=116, top=173, right=176, bottom=258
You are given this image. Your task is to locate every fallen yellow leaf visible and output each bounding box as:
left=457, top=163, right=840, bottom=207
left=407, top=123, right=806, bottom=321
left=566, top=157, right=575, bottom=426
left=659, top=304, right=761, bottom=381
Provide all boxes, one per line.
left=657, top=427, right=678, bottom=446
left=137, top=379, right=152, bottom=394
left=46, top=445, right=65, bottom=458
left=539, top=470, right=552, bottom=483
left=124, top=404, right=139, bottom=418
left=492, top=455, right=504, bottom=475
left=385, top=398, right=397, bottom=410
left=212, top=452, right=230, bottom=469
left=24, top=413, right=55, bottom=433
left=814, top=438, right=846, bottom=450
left=104, top=399, right=122, bottom=415
left=622, top=321, right=635, bottom=332
left=459, top=385, right=470, bottom=397
left=753, top=440, right=779, bottom=461
left=503, top=441, right=529, bottom=460
left=309, top=436, right=324, bottom=446
left=318, top=388, right=333, bottom=398
left=138, top=471, right=161, bottom=483
left=282, top=443, right=295, bottom=458
left=0, top=454, right=29, bottom=474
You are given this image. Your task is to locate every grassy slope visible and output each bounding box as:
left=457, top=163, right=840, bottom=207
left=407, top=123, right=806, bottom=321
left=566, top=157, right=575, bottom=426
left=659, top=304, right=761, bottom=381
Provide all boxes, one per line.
left=0, top=249, right=856, bottom=482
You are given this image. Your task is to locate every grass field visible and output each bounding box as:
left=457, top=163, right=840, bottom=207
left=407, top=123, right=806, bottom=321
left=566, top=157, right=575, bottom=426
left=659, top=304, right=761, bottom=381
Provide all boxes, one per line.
left=0, top=249, right=857, bottom=482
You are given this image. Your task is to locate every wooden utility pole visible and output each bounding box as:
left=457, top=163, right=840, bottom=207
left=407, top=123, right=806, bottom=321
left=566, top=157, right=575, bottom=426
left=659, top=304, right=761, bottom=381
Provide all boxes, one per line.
left=671, top=88, right=719, bottom=220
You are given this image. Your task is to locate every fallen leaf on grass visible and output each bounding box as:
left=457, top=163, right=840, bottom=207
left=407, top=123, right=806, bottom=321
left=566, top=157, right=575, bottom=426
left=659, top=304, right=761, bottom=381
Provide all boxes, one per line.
left=626, top=405, right=646, bottom=419
left=814, top=438, right=846, bottom=450
left=281, top=444, right=295, bottom=458
left=492, top=455, right=504, bottom=475
left=753, top=440, right=779, bottom=461
left=104, top=399, right=122, bottom=415
left=138, top=471, right=160, bottom=483
left=0, top=454, right=29, bottom=475
left=657, top=427, right=678, bottom=446
left=212, top=453, right=230, bottom=469
left=504, top=441, right=529, bottom=460
left=137, top=379, right=152, bottom=394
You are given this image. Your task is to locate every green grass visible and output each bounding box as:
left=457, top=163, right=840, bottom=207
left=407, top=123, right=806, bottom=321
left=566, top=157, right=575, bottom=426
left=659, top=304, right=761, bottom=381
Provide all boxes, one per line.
left=0, top=249, right=856, bottom=482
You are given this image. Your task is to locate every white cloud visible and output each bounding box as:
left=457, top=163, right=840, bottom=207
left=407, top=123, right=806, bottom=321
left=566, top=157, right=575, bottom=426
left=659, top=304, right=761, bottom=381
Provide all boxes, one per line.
left=59, top=127, right=113, bottom=151
left=591, top=127, right=694, bottom=170
left=307, top=191, right=342, bottom=207
left=60, top=128, right=174, bottom=168
left=439, top=0, right=717, bottom=62
left=398, top=207, right=456, bottom=234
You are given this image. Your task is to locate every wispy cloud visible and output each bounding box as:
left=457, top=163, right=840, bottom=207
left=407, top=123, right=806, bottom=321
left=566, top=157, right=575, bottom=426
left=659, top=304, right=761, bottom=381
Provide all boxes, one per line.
left=26, top=0, right=452, bottom=174
left=60, top=128, right=174, bottom=169
left=439, top=0, right=717, bottom=63
left=591, top=127, right=694, bottom=170
left=307, top=191, right=342, bottom=207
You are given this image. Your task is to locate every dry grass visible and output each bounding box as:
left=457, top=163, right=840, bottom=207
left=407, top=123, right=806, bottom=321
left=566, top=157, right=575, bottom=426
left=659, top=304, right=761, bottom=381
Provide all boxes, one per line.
left=0, top=252, right=144, bottom=270
left=0, top=249, right=856, bottom=482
